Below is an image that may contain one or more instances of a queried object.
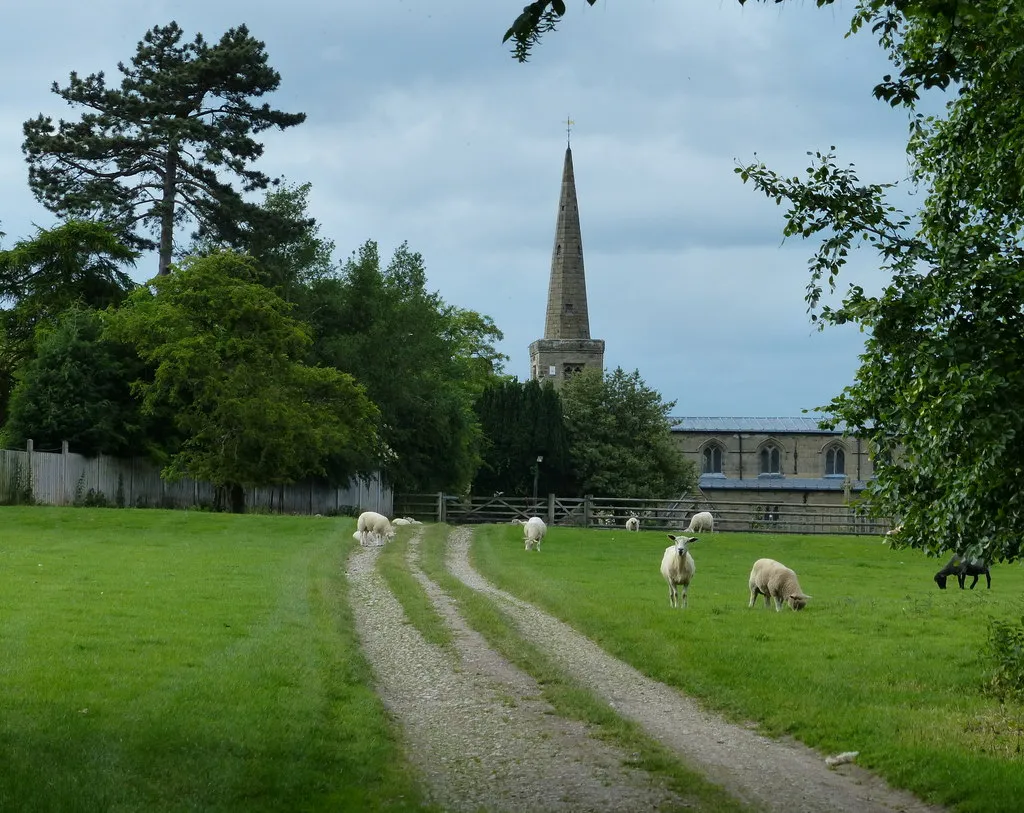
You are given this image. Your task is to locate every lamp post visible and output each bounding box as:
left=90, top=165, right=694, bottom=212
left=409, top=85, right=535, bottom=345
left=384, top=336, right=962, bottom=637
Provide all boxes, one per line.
left=533, top=455, right=544, bottom=511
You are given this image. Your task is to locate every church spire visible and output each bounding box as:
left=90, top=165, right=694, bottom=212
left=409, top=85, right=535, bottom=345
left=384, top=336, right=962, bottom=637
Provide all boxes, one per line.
left=528, top=132, right=605, bottom=388
left=543, top=144, right=592, bottom=340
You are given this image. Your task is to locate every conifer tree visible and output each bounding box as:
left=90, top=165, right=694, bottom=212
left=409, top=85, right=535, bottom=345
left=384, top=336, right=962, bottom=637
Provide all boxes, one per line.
left=22, top=21, right=305, bottom=276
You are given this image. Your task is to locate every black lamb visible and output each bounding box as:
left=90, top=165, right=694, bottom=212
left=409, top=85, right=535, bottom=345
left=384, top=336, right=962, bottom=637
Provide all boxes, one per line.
left=934, top=556, right=991, bottom=590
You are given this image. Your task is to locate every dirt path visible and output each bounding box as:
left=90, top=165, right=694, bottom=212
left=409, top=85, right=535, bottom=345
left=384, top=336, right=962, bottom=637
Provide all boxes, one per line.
left=347, top=530, right=686, bottom=812
left=348, top=526, right=945, bottom=813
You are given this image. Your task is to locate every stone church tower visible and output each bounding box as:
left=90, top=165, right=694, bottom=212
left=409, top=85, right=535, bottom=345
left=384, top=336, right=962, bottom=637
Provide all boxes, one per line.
left=528, top=144, right=605, bottom=388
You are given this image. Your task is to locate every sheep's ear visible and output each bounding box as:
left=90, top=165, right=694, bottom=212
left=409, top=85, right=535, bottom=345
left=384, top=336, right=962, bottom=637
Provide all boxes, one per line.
left=688, top=536, right=699, bottom=544
left=667, top=534, right=678, bottom=542
left=794, top=593, right=811, bottom=600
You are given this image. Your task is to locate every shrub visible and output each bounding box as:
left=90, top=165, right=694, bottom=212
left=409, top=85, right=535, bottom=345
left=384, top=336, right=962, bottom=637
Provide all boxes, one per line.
left=986, top=615, right=1024, bottom=704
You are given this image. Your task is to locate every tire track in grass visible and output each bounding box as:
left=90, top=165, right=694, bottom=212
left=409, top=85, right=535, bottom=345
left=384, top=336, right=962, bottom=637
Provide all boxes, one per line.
left=445, top=528, right=947, bottom=813
left=347, top=532, right=685, bottom=813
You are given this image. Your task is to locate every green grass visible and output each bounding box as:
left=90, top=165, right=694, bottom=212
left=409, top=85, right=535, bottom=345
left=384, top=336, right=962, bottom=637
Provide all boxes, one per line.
left=0, top=506, right=430, bottom=812
left=376, top=526, right=454, bottom=653
left=419, top=523, right=751, bottom=813
left=469, top=523, right=1024, bottom=813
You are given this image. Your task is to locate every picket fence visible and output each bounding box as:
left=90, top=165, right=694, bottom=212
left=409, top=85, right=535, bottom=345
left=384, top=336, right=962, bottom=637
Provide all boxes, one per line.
left=0, top=442, right=392, bottom=516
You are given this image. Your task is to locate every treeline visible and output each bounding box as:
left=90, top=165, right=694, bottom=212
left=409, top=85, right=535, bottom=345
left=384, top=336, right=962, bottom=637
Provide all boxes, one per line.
left=0, top=20, right=694, bottom=510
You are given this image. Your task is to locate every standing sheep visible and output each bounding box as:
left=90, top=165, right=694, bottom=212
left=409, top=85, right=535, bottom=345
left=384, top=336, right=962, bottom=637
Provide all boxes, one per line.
left=357, top=511, right=395, bottom=547
left=523, top=516, right=547, bottom=551
left=660, top=535, right=698, bottom=609
left=625, top=516, right=640, bottom=532
left=686, top=511, right=714, bottom=533
left=748, top=558, right=811, bottom=611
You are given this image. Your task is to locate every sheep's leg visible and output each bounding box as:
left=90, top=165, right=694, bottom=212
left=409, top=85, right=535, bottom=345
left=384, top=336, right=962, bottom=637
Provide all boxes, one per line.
left=772, top=594, right=783, bottom=612
left=986, top=573, right=992, bottom=589
left=680, top=585, right=688, bottom=609
left=668, top=582, right=677, bottom=608
left=748, top=588, right=757, bottom=609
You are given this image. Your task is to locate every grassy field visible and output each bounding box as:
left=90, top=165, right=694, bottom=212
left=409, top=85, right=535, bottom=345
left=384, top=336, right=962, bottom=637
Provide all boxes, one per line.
left=469, top=524, right=1024, bottom=813
left=0, top=506, right=429, bottom=812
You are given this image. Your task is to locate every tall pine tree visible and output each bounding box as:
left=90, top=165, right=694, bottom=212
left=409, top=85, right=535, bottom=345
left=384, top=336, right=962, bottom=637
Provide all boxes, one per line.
left=22, top=22, right=306, bottom=276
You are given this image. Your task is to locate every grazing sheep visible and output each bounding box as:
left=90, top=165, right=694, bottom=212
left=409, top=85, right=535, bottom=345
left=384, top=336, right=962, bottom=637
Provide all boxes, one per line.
left=625, top=516, right=640, bottom=532
left=661, top=535, right=698, bottom=609
left=392, top=517, right=412, bottom=526
left=934, top=556, right=991, bottom=590
left=523, top=516, right=547, bottom=551
left=748, top=558, right=811, bottom=612
left=357, top=511, right=395, bottom=547
left=686, top=511, right=714, bottom=533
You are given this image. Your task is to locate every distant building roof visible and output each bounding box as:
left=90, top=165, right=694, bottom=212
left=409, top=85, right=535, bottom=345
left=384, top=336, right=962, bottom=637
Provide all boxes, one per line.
left=699, top=475, right=869, bottom=492
left=670, top=417, right=845, bottom=434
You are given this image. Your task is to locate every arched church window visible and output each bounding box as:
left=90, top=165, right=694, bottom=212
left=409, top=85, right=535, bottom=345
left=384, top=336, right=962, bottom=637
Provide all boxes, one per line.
left=759, top=444, right=781, bottom=475
left=701, top=444, right=723, bottom=475
left=563, top=363, right=584, bottom=379
left=564, top=303, right=574, bottom=315
left=825, top=445, right=846, bottom=476
left=556, top=244, right=561, bottom=255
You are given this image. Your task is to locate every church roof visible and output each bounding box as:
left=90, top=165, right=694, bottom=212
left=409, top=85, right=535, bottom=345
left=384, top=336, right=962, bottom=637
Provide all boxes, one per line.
left=670, top=417, right=845, bottom=434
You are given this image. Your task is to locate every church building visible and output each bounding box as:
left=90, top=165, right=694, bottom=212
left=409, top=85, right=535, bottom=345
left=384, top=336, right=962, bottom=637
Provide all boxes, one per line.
left=527, top=137, right=874, bottom=521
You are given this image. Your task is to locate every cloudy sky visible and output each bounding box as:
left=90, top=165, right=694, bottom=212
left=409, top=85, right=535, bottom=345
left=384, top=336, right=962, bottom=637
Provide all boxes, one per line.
left=0, top=1, right=923, bottom=417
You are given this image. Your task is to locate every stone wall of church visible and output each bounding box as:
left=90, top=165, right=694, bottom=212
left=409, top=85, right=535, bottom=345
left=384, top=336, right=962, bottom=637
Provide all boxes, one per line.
left=671, top=430, right=875, bottom=481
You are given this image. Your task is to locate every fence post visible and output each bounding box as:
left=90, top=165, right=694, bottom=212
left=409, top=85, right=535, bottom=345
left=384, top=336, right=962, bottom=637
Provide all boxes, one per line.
left=547, top=493, right=555, bottom=526
left=61, top=440, right=69, bottom=506
left=583, top=494, right=591, bottom=528
left=437, top=492, right=445, bottom=523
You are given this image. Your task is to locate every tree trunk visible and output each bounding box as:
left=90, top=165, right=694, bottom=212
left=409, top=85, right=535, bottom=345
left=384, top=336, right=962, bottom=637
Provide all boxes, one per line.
left=158, top=145, right=178, bottom=276
left=214, top=482, right=246, bottom=513
left=229, top=482, right=245, bottom=514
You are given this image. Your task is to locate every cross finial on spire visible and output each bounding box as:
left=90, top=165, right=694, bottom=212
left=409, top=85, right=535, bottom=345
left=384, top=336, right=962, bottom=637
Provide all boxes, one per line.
left=565, top=116, right=574, bottom=146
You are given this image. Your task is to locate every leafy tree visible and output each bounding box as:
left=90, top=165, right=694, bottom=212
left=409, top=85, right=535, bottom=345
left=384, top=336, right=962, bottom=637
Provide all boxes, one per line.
left=472, top=378, right=573, bottom=497
left=560, top=367, right=696, bottom=499
left=503, top=0, right=598, bottom=61
left=506, top=1, right=1024, bottom=562
left=732, top=3, right=1024, bottom=563
left=105, top=250, right=380, bottom=512
left=2, top=307, right=149, bottom=457
left=309, top=240, right=507, bottom=493
left=23, top=21, right=306, bottom=276
left=188, top=180, right=333, bottom=301
left=0, top=220, right=137, bottom=424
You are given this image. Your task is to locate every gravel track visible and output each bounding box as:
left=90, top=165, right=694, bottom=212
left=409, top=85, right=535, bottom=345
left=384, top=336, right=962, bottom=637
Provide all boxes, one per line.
left=347, top=526, right=946, bottom=813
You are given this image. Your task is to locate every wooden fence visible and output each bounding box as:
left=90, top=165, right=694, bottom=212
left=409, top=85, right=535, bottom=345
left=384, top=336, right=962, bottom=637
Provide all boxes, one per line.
left=0, top=443, right=391, bottom=516
left=393, top=492, right=891, bottom=536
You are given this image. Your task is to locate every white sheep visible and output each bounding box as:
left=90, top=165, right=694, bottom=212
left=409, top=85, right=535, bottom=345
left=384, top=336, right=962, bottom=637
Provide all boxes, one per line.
left=748, top=558, right=811, bottom=611
left=686, top=511, right=714, bottom=533
left=625, top=516, right=640, bottom=532
left=392, top=517, right=412, bottom=526
left=357, top=510, right=395, bottom=547
left=523, top=516, right=547, bottom=551
left=660, top=534, right=698, bottom=608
